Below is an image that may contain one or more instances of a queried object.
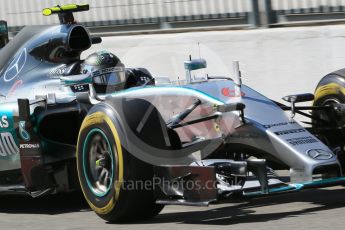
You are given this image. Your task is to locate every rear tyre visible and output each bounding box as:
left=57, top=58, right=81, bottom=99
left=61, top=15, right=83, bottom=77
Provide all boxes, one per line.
left=77, top=110, right=163, bottom=222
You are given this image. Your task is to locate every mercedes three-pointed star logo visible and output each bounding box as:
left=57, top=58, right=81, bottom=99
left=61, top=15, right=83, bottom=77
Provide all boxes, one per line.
left=307, top=149, right=333, bottom=160
left=4, top=48, right=27, bottom=82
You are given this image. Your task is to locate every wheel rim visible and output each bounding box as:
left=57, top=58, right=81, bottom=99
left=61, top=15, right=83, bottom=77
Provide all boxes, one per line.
left=83, top=128, right=114, bottom=197
left=320, top=98, right=341, bottom=123
left=322, top=98, right=340, bottom=106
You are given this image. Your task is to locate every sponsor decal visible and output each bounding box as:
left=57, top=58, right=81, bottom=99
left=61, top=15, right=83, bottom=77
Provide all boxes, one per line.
left=0, top=132, right=19, bottom=156
left=73, top=85, right=86, bottom=91
left=4, top=48, right=27, bottom=82
left=0, top=116, right=9, bottom=128
left=307, top=149, right=333, bottom=160
left=263, top=121, right=296, bottom=129
left=48, top=65, right=67, bottom=78
left=19, top=121, right=30, bottom=141
left=92, top=66, right=123, bottom=77
left=274, top=128, right=306, bottom=136
left=7, top=80, right=23, bottom=96
left=286, top=136, right=318, bottom=146
left=20, top=143, right=40, bottom=149
left=139, top=76, right=150, bottom=82
left=221, top=87, right=245, bottom=97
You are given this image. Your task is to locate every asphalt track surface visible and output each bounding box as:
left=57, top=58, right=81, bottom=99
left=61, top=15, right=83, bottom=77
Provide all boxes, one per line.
left=0, top=186, right=344, bottom=230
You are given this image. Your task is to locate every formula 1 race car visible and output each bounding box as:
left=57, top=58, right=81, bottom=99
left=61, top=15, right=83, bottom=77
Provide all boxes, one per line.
left=1, top=3, right=345, bottom=223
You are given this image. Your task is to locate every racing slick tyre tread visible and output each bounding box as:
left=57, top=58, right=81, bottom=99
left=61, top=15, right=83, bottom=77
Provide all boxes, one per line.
left=313, top=71, right=345, bottom=126
left=313, top=74, right=345, bottom=172
left=313, top=75, right=345, bottom=137
left=77, top=111, right=163, bottom=222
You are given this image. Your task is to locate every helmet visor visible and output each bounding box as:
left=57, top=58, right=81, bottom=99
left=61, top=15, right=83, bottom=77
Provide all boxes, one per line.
left=92, top=66, right=125, bottom=86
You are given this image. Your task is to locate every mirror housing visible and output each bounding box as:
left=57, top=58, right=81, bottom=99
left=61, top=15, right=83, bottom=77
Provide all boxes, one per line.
left=184, top=58, right=207, bottom=83
left=282, top=93, right=314, bottom=103
left=60, top=74, right=103, bottom=103
left=60, top=74, right=92, bottom=86
left=184, top=58, right=207, bottom=71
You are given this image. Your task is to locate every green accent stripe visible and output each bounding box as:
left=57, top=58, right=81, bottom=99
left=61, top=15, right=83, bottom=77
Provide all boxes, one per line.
left=109, top=85, right=225, bottom=104
left=83, top=128, right=114, bottom=197
left=244, top=177, right=345, bottom=198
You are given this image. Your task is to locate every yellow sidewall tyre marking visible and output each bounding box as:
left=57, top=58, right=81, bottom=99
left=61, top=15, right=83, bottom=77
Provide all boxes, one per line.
left=77, top=111, right=124, bottom=215
left=314, top=83, right=345, bottom=101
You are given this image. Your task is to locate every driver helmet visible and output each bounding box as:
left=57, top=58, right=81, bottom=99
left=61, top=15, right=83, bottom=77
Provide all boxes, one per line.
left=80, top=50, right=126, bottom=94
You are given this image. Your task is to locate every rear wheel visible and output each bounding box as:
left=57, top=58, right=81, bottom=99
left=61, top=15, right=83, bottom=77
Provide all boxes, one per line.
left=77, top=111, right=163, bottom=222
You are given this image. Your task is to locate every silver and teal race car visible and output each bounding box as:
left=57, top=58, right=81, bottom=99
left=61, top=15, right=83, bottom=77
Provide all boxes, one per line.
left=1, top=3, right=345, bottom=223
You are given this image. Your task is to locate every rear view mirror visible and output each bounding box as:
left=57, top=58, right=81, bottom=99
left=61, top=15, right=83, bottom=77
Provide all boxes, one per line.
left=184, top=58, right=208, bottom=83
left=0, top=20, right=9, bottom=48
left=184, top=58, right=207, bottom=71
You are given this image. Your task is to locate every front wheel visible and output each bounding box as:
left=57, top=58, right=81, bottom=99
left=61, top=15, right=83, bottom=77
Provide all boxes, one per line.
left=76, top=110, right=163, bottom=222
left=313, top=76, right=345, bottom=145
left=313, top=74, right=345, bottom=172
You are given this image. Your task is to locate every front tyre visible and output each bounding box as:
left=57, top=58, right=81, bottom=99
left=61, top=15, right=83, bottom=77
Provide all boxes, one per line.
left=77, top=110, right=163, bottom=222
left=313, top=75, right=345, bottom=145
left=313, top=73, right=345, bottom=172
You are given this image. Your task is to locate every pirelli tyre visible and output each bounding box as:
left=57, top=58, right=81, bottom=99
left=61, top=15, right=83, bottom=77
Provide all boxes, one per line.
left=313, top=71, right=345, bottom=171
left=313, top=72, right=345, bottom=135
left=76, top=104, right=164, bottom=222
